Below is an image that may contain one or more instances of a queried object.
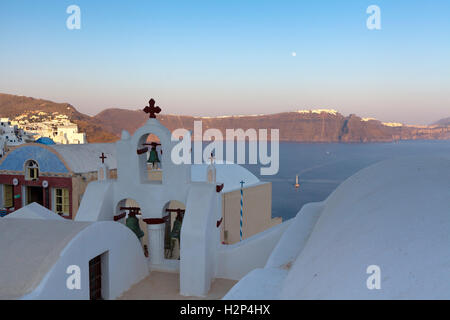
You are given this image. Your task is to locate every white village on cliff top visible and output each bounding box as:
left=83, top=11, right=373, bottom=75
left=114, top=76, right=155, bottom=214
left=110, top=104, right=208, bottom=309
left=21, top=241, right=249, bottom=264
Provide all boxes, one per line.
left=0, top=100, right=449, bottom=300
left=0, top=112, right=86, bottom=160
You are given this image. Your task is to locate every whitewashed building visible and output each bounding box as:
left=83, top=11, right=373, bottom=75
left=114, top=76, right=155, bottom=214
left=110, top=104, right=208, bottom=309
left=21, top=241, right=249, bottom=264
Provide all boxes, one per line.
left=0, top=103, right=279, bottom=299
left=19, top=119, right=86, bottom=145
left=0, top=118, right=35, bottom=158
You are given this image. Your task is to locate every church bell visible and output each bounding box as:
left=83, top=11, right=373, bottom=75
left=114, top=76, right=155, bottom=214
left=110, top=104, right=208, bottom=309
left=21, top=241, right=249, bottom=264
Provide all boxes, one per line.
left=126, top=215, right=145, bottom=239
left=148, top=147, right=160, bottom=164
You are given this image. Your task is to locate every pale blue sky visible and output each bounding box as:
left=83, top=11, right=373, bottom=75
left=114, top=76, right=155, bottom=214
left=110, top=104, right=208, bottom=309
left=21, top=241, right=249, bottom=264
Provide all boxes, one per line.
left=0, top=0, right=449, bottom=124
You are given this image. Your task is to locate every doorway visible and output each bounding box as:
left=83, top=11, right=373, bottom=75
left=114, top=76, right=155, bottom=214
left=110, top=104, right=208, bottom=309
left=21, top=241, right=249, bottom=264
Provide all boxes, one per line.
left=89, top=254, right=103, bottom=300
left=26, top=186, right=43, bottom=206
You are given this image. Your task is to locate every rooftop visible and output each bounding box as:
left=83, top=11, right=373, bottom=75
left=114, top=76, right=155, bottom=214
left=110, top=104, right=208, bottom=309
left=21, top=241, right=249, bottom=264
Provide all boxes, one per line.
left=118, top=271, right=237, bottom=300
left=0, top=219, right=91, bottom=299
left=191, top=162, right=261, bottom=192
left=49, top=143, right=116, bottom=173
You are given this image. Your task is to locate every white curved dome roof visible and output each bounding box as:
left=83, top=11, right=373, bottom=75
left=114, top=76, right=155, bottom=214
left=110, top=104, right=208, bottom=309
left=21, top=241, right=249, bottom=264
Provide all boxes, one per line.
left=280, top=156, right=450, bottom=299
left=191, top=163, right=260, bottom=192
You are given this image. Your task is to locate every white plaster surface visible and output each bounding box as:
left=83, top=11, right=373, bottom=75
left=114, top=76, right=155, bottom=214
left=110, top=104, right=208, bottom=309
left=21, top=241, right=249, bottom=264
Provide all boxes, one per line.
left=180, top=183, right=221, bottom=297
left=216, top=220, right=292, bottom=280
left=5, top=202, right=64, bottom=220
left=75, top=181, right=115, bottom=221
left=0, top=216, right=148, bottom=300
left=227, top=156, right=450, bottom=300
left=281, top=156, right=450, bottom=299
left=50, top=143, right=116, bottom=173
left=265, top=202, right=323, bottom=269
left=223, top=268, right=288, bottom=300
left=191, top=163, right=260, bottom=192
left=0, top=219, right=91, bottom=299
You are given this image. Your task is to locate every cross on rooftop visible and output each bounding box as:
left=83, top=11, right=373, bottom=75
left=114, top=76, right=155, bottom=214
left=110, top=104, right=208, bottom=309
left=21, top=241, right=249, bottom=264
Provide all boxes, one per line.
left=99, top=152, right=107, bottom=164
left=143, top=98, right=162, bottom=119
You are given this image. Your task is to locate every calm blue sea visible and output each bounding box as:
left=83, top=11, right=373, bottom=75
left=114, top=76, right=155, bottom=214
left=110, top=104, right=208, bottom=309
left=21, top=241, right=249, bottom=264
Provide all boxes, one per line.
left=241, top=140, right=450, bottom=221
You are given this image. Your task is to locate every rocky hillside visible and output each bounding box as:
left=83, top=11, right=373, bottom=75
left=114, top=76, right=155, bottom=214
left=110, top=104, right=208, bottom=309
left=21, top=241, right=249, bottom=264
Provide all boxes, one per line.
left=2, top=93, right=450, bottom=143
left=0, top=93, right=118, bottom=143
left=94, top=108, right=450, bottom=143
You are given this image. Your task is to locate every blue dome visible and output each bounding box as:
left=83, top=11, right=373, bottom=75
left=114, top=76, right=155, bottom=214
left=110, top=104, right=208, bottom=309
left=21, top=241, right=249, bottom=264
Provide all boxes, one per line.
left=35, top=137, right=56, bottom=145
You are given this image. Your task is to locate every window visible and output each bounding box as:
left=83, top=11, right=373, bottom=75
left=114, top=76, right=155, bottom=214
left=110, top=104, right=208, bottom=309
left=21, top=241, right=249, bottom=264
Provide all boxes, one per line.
left=3, top=185, right=13, bottom=208
left=55, top=188, right=69, bottom=215
left=25, top=160, right=39, bottom=181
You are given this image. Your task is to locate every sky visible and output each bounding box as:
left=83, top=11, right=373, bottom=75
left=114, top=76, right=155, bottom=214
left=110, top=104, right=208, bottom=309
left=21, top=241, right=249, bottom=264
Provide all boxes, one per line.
left=0, top=0, right=449, bottom=125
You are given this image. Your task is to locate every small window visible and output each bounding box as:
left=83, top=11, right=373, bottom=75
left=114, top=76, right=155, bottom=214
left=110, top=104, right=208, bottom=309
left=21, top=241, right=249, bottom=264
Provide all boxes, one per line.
left=25, top=160, right=39, bottom=181
left=55, top=188, right=69, bottom=215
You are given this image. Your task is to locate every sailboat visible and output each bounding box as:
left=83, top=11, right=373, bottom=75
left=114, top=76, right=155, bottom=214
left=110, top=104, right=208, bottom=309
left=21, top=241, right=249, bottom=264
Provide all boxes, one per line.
left=294, top=175, right=300, bottom=189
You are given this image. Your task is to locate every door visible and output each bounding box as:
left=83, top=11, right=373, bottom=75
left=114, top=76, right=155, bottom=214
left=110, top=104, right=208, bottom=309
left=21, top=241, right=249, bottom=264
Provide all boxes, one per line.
left=89, top=255, right=102, bottom=300
left=26, top=186, right=43, bottom=206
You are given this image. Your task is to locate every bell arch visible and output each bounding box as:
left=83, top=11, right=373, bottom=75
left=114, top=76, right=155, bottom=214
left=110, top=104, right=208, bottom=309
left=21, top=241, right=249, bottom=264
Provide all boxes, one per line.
left=129, top=119, right=190, bottom=186
left=131, top=119, right=174, bottom=184
left=114, top=198, right=148, bottom=258
left=136, top=133, right=163, bottom=184
left=162, top=200, right=186, bottom=260
left=115, top=198, right=140, bottom=218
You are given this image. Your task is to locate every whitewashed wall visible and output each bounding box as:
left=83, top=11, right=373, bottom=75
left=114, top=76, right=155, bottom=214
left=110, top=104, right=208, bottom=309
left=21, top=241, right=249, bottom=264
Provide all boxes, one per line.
left=216, top=220, right=292, bottom=281
left=22, top=221, right=148, bottom=300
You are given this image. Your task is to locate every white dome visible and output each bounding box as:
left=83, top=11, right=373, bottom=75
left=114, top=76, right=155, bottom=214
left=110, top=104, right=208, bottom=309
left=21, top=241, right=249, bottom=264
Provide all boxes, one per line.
left=191, top=163, right=260, bottom=192
left=280, top=156, right=450, bottom=299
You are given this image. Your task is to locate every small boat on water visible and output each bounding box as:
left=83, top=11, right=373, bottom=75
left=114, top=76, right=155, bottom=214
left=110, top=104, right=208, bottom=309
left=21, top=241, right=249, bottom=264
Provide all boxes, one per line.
left=295, top=175, right=300, bottom=189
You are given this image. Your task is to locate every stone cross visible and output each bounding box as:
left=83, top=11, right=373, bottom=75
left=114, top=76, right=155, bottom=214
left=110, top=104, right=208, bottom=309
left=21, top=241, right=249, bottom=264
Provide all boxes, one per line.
left=143, top=98, right=162, bottom=119
left=99, top=152, right=107, bottom=164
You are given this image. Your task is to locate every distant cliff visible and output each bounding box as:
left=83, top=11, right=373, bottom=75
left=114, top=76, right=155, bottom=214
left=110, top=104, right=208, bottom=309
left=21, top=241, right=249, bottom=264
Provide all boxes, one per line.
left=433, top=117, right=450, bottom=127
left=94, top=108, right=450, bottom=143
left=2, top=93, right=450, bottom=143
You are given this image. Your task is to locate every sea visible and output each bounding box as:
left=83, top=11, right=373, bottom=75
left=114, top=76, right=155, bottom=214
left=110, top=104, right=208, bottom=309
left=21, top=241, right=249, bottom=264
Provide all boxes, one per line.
left=240, top=140, right=450, bottom=221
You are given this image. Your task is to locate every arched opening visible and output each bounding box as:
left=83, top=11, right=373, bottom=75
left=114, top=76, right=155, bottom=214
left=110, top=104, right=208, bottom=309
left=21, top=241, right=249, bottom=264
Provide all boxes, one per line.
left=162, top=200, right=186, bottom=260
left=115, top=198, right=148, bottom=257
left=23, top=159, right=45, bottom=208
left=25, top=159, right=39, bottom=181
left=137, top=134, right=163, bottom=183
